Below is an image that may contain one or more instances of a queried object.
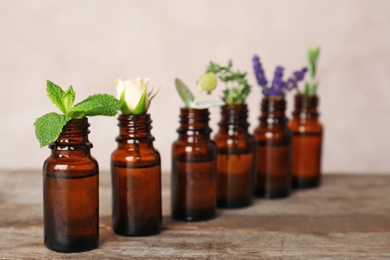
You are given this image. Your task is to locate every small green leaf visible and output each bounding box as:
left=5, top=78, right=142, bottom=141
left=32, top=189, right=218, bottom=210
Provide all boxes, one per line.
left=310, top=83, right=318, bottom=96
left=175, top=78, right=194, bottom=107
left=146, top=88, right=160, bottom=110
left=46, top=80, right=66, bottom=114
left=305, top=46, right=320, bottom=96
left=119, top=91, right=131, bottom=114
left=304, top=83, right=310, bottom=96
left=191, top=101, right=224, bottom=109
left=227, top=59, right=233, bottom=68
left=308, top=47, right=320, bottom=79
left=71, top=94, right=121, bottom=118
left=62, top=86, right=76, bottom=114
left=208, top=59, right=251, bottom=104
left=132, top=88, right=147, bottom=115
left=34, top=112, right=70, bottom=147
left=35, top=81, right=123, bottom=147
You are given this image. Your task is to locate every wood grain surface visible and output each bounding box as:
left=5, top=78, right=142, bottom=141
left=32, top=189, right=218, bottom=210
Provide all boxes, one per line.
left=0, top=170, right=389, bottom=259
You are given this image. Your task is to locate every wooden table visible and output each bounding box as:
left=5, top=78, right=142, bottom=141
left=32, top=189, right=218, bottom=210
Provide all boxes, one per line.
left=1, top=170, right=389, bottom=259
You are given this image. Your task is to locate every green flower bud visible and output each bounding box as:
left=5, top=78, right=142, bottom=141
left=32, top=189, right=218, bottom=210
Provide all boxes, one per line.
left=197, top=72, right=218, bottom=94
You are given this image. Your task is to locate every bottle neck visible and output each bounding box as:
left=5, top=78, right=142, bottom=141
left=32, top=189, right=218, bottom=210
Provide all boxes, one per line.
left=218, top=104, right=249, bottom=133
left=177, top=108, right=212, bottom=140
left=49, top=118, right=92, bottom=151
left=292, top=94, right=319, bottom=119
left=116, top=114, right=154, bottom=143
left=259, top=96, right=287, bottom=125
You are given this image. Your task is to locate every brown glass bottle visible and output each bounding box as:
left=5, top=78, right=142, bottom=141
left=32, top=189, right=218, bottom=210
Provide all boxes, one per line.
left=43, top=118, right=99, bottom=253
left=214, top=104, right=255, bottom=208
left=288, top=94, right=323, bottom=188
left=254, top=97, right=291, bottom=198
left=171, top=108, right=217, bottom=221
left=111, top=114, right=162, bottom=236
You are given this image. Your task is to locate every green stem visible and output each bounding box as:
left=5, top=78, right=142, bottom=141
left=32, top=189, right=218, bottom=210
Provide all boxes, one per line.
left=193, top=89, right=203, bottom=104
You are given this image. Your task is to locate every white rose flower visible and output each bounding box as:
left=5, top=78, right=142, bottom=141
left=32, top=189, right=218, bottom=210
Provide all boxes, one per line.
left=115, top=77, right=157, bottom=115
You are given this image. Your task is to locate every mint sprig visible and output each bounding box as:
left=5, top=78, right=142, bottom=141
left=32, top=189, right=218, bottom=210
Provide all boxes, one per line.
left=34, top=113, right=70, bottom=148
left=34, top=80, right=122, bottom=147
left=207, top=60, right=251, bottom=105
left=69, top=94, right=122, bottom=118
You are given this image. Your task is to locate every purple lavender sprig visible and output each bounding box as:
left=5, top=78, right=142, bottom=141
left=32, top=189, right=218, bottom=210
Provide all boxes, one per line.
left=252, top=54, right=307, bottom=97
left=285, top=67, right=308, bottom=91
left=252, top=55, right=268, bottom=87
left=267, top=66, right=285, bottom=96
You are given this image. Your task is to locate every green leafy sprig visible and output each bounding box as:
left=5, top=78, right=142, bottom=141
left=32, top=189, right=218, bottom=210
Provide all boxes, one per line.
left=303, top=47, right=320, bottom=96
left=175, top=72, right=224, bottom=109
left=207, top=60, right=251, bottom=105
left=34, top=80, right=122, bottom=147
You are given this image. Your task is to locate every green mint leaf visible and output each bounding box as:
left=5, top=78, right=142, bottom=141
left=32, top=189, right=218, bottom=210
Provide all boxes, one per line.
left=175, top=78, right=194, bottom=107
left=62, top=86, right=76, bottom=114
left=46, top=80, right=67, bottom=114
left=34, top=112, right=70, bottom=147
left=70, top=94, right=121, bottom=118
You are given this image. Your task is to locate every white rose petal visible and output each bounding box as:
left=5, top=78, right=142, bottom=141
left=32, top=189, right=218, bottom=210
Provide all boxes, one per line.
left=115, top=78, right=125, bottom=99
left=116, top=77, right=155, bottom=114
left=123, top=78, right=147, bottom=111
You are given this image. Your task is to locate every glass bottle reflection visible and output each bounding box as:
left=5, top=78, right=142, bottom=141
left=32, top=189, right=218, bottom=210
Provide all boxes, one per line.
left=43, top=118, right=99, bottom=253
left=214, top=104, right=255, bottom=208
left=111, top=114, right=162, bottom=236
left=171, top=108, right=217, bottom=221
left=288, top=94, right=323, bottom=188
left=254, top=97, right=291, bottom=198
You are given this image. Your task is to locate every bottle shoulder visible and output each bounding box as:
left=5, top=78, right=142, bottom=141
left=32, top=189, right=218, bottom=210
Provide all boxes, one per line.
left=254, top=124, right=291, bottom=134
left=111, top=147, right=160, bottom=164
left=214, top=133, right=255, bottom=150
left=43, top=154, right=98, bottom=175
left=44, top=151, right=97, bottom=163
left=288, top=119, right=323, bottom=134
left=172, top=137, right=216, bottom=147
left=172, top=139, right=217, bottom=162
left=254, top=125, right=291, bottom=143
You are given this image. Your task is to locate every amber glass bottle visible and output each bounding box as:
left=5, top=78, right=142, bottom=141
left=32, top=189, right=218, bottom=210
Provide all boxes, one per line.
left=43, top=118, right=99, bottom=253
left=111, top=114, right=161, bottom=236
left=254, top=97, right=291, bottom=198
left=214, top=104, right=255, bottom=208
left=288, top=94, right=323, bottom=188
left=171, top=108, right=217, bottom=221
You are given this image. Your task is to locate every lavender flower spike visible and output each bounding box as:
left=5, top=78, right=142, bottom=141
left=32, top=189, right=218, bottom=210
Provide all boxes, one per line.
left=252, top=54, right=306, bottom=97
left=252, top=54, right=268, bottom=87
left=286, top=67, right=308, bottom=91
left=294, top=67, right=308, bottom=81
left=271, top=66, right=285, bottom=90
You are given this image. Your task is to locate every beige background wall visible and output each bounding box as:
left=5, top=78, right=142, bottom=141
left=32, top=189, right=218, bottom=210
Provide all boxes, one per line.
left=1, top=0, right=389, bottom=174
